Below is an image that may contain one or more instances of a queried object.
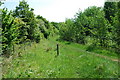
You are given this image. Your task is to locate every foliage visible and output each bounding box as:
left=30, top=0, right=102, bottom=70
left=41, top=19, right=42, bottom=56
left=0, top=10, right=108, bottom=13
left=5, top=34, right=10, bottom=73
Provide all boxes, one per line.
left=104, top=2, right=117, bottom=23
left=59, top=19, right=75, bottom=42
left=2, top=8, right=19, bottom=55
left=13, top=0, right=40, bottom=42
left=51, top=22, right=59, bottom=30
left=59, top=4, right=120, bottom=53
left=113, top=1, right=120, bottom=53
left=36, top=15, right=50, bottom=39
left=36, top=15, right=58, bottom=39
left=2, top=0, right=120, bottom=78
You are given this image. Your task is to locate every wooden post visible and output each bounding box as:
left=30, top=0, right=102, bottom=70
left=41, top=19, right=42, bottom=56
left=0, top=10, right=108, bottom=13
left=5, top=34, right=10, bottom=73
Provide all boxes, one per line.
left=57, top=44, right=59, bottom=56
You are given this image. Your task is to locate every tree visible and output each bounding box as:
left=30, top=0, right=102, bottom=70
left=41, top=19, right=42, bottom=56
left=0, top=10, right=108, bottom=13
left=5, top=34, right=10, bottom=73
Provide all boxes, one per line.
left=36, top=15, right=52, bottom=39
left=13, top=0, right=40, bottom=42
left=74, top=12, right=87, bottom=44
left=13, top=18, right=27, bottom=43
left=104, top=1, right=117, bottom=23
left=0, top=1, right=3, bottom=55
left=113, top=1, right=120, bottom=53
left=82, top=6, right=112, bottom=47
left=105, top=1, right=120, bottom=53
left=51, top=22, right=59, bottom=30
left=59, top=6, right=112, bottom=47
left=36, top=15, right=50, bottom=29
left=2, top=8, right=19, bottom=55
left=117, top=1, right=120, bottom=53
left=59, top=19, right=75, bottom=42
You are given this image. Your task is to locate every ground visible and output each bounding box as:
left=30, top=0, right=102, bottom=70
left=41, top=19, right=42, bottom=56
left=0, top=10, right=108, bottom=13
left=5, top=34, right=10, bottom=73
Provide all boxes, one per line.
left=2, top=36, right=119, bottom=78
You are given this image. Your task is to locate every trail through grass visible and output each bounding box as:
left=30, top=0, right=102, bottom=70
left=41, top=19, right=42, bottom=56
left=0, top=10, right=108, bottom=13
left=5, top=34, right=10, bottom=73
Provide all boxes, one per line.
left=2, top=36, right=119, bottom=78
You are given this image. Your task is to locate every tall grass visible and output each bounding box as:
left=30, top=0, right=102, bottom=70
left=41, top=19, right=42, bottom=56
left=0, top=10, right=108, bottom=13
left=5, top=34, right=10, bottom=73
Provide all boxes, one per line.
left=2, top=36, right=119, bottom=78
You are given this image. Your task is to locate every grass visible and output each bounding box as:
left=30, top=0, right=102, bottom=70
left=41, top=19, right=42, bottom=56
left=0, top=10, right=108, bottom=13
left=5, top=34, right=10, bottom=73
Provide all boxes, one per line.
left=2, top=36, right=119, bottom=78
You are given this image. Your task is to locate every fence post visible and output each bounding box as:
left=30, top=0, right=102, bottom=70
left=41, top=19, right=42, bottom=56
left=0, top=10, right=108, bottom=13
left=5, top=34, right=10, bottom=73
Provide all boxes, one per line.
left=57, top=44, right=59, bottom=56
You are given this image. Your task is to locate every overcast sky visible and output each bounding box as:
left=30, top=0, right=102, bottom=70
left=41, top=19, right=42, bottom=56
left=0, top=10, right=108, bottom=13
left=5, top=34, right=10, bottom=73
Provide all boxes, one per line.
left=2, top=0, right=105, bottom=22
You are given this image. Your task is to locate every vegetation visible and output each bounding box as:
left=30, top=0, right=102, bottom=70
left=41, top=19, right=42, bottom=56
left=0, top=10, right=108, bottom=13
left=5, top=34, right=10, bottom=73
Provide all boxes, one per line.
left=2, top=36, right=118, bottom=78
left=60, top=3, right=120, bottom=55
left=1, top=0, right=120, bottom=78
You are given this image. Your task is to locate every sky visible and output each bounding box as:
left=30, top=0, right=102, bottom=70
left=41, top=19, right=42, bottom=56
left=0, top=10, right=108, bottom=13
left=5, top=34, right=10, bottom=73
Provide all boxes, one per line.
left=1, top=0, right=105, bottom=22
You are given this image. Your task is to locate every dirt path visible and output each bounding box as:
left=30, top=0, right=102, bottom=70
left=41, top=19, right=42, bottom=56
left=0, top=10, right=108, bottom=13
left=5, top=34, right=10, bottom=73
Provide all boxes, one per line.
left=64, top=44, right=120, bottom=63
left=89, top=52, right=120, bottom=63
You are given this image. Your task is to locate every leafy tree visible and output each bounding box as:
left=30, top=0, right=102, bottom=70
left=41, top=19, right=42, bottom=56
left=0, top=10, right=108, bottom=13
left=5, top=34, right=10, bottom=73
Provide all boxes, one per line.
left=0, top=1, right=3, bottom=55
left=13, top=18, right=27, bottom=43
left=113, top=1, right=120, bottom=53
left=105, top=1, right=120, bottom=53
left=13, top=0, right=40, bottom=42
left=82, top=6, right=111, bottom=47
left=104, top=1, right=117, bottom=23
left=59, top=6, right=112, bottom=47
left=116, top=1, right=120, bottom=53
left=36, top=15, right=50, bottom=39
left=2, top=8, right=19, bottom=55
left=36, top=15, right=50, bottom=29
left=51, top=22, right=59, bottom=30
left=74, top=12, right=87, bottom=44
left=48, top=23, right=59, bottom=36
left=59, top=19, right=75, bottom=42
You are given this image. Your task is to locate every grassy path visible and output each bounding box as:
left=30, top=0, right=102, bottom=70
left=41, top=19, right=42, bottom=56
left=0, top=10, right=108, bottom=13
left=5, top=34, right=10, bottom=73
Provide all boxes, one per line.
left=89, top=52, right=119, bottom=62
left=3, top=37, right=119, bottom=78
left=66, top=43, right=119, bottom=62
left=56, top=38, right=119, bottom=63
